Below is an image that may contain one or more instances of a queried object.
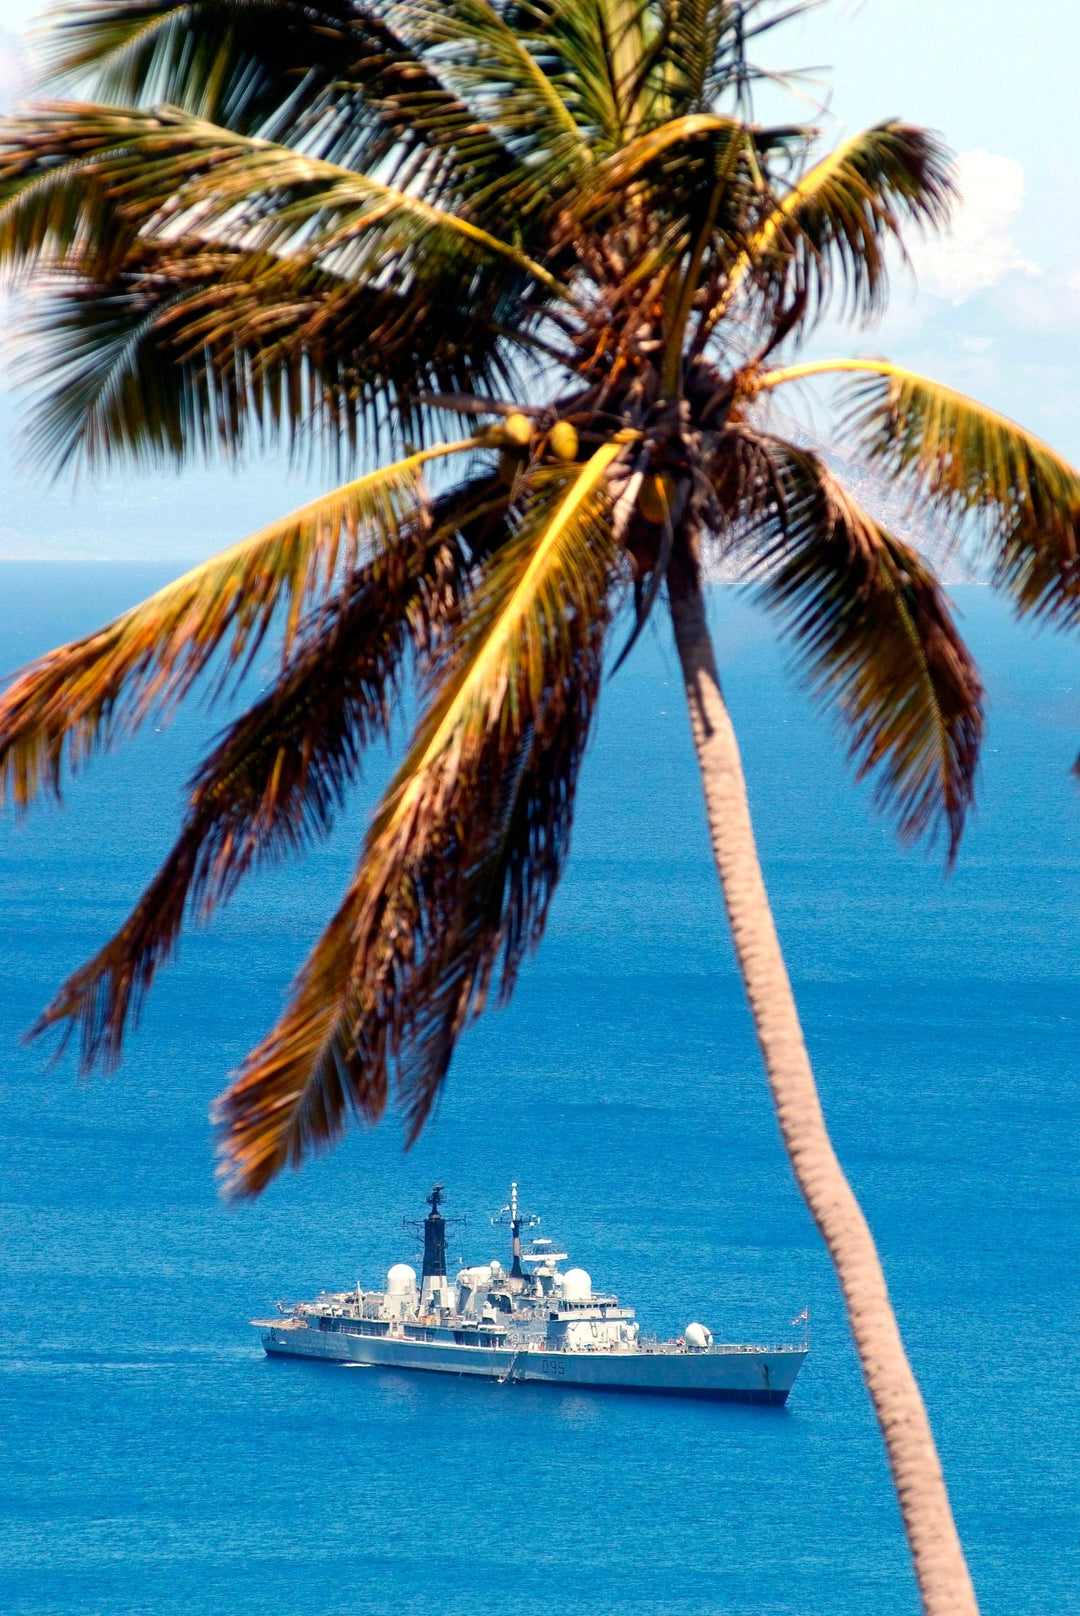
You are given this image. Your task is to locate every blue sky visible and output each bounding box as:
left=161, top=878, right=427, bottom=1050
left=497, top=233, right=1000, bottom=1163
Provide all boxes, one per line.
left=0, top=0, right=1076, bottom=561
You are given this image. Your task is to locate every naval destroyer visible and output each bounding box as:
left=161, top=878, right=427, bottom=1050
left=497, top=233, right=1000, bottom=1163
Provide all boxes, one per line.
left=253, top=1185, right=808, bottom=1404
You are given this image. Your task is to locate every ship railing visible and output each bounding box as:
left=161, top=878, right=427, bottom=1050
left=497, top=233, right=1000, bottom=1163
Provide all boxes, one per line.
left=635, top=1335, right=807, bottom=1355
left=708, top=1342, right=808, bottom=1354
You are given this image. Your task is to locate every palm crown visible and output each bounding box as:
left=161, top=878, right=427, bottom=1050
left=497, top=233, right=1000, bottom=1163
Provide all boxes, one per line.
left=1, top=0, right=1077, bottom=1209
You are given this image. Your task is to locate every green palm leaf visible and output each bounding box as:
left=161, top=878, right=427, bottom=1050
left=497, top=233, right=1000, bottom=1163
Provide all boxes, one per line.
left=568, top=112, right=748, bottom=223
left=405, top=0, right=592, bottom=159
left=39, top=1, right=519, bottom=193
left=649, top=0, right=725, bottom=120
left=706, top=122, right=955, bottom=336
left=18, top=238, right=527, bottom=470
left=550, top=0, right=652, bottom=144
left=0, top=104, right=571, bottom=300
left=41, top=1, right=360, bottom=117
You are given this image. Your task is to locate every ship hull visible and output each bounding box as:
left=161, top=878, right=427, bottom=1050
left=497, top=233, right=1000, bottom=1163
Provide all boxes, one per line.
left=260, top=1326, right=806, bottom=1404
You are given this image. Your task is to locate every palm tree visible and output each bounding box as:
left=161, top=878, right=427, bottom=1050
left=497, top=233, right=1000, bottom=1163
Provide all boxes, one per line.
left=2, top=2, right=1078, bottom=1608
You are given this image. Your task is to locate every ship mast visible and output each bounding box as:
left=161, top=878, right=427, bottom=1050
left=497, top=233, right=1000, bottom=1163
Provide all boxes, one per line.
left=510, top=1181, right=522, bottom=1279
left=405, top=1184, right=463, bottom=1314
left=423, top=1183, right=448, bottom=1288
left=493, top=1182, right=538, bottom=1293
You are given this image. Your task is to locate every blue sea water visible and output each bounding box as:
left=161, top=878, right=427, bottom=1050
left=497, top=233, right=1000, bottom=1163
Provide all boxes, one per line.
left=0, top=565, right=1077, bottom=1616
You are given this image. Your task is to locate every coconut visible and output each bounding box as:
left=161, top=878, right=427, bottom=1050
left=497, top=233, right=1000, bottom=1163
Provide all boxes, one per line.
left=548, top=420, right=579, bottom=461
left=501, top=411, right=533, bottom=448
left=638, top=470, right=674, bottom=525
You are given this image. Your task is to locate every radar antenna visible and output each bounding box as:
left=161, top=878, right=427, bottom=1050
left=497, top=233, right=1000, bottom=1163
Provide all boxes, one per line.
left=491, top=1181, right=539, bottom=1281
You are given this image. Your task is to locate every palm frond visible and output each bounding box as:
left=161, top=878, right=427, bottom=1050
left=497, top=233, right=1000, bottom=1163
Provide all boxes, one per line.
left=706, top=122, right=955, bottom=337
left=31, top=492, right=486, bottom=1071
left=38, top=1, right=520, bottom=195
left=403, top=0, right=592, bottom=166
left=212, top=442, right=625, bottom=1196
left=0, top=439, right=482, bottom=806
left=650, top=0, right=724, bottom=119
left=0, top=103, right=571, bottom=302
left=745, top=440, right=984, bottom=860
left=40, top=1, right=359, bottom=117
left=562, top=0, right=653, bottom=144
left=469, top=0, right=624, bottom=152
left=17, top=237, right=527, bottom=471
left=568, top=112, right=745, bottom=223
left=760, top=359, right=1080, bottom=622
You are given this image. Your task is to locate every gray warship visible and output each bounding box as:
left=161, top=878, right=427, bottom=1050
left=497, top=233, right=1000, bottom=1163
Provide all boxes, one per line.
left=253, top=1185, right=808, bottom=1404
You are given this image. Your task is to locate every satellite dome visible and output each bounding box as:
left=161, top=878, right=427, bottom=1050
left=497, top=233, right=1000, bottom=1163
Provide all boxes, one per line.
left=684, top=1322, right=713, bottom=1351
left=562, top=1267, right=592, bottom=1301
left=386, top=1263, right=417, bottom=1295
left=489, top=1259, right=503, bottom=1277
left=457, top=1265, right=492, bottom=1288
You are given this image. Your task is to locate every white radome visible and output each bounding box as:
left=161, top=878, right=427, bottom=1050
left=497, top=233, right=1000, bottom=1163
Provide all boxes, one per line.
left=386, top=1263, right=417, bottom=1295
left=684, top=1322, right=713, bottom=1351
left=562, top=1267, right=592, bottom=1301
left=457, top=1265, right=492, bottom=1288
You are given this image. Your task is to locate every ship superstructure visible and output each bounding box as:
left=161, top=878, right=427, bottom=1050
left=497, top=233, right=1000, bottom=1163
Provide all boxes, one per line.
left=253, top=1184, right=808, bottom=1404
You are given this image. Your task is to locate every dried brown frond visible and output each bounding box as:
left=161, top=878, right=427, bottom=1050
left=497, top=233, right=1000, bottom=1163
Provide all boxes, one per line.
left=213, top=444, right=624, bottom=1197
left=746, top=441, right=984, bottom=861
left=759, top=359, right=1080, bottom=625
left=30, top=490, right=492, bottom=1071
left=0, top=442, right=480, bottom=808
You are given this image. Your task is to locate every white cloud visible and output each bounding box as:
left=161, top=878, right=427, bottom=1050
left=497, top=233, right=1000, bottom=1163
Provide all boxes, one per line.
left=990, top=263, right=1080, bottom=336
left=909, top=149, right=1038, bottom=303
left=0, top=28, right=30, bottom=111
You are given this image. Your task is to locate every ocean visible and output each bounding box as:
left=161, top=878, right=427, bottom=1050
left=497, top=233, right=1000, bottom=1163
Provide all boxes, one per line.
left=0, top=565, right=1076, bottom=1615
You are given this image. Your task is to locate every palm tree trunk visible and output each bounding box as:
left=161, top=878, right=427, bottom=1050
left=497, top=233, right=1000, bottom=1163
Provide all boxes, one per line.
left=666, top=553, right=977, bottom=1616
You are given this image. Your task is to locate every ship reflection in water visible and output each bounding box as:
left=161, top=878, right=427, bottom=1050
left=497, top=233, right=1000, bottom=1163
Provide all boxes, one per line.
left=253, top=1184, right=808, bottom=1404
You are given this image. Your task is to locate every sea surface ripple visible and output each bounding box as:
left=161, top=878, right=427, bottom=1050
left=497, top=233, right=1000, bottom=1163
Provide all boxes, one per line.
left=0, top=568, right=1077, bottom=1615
